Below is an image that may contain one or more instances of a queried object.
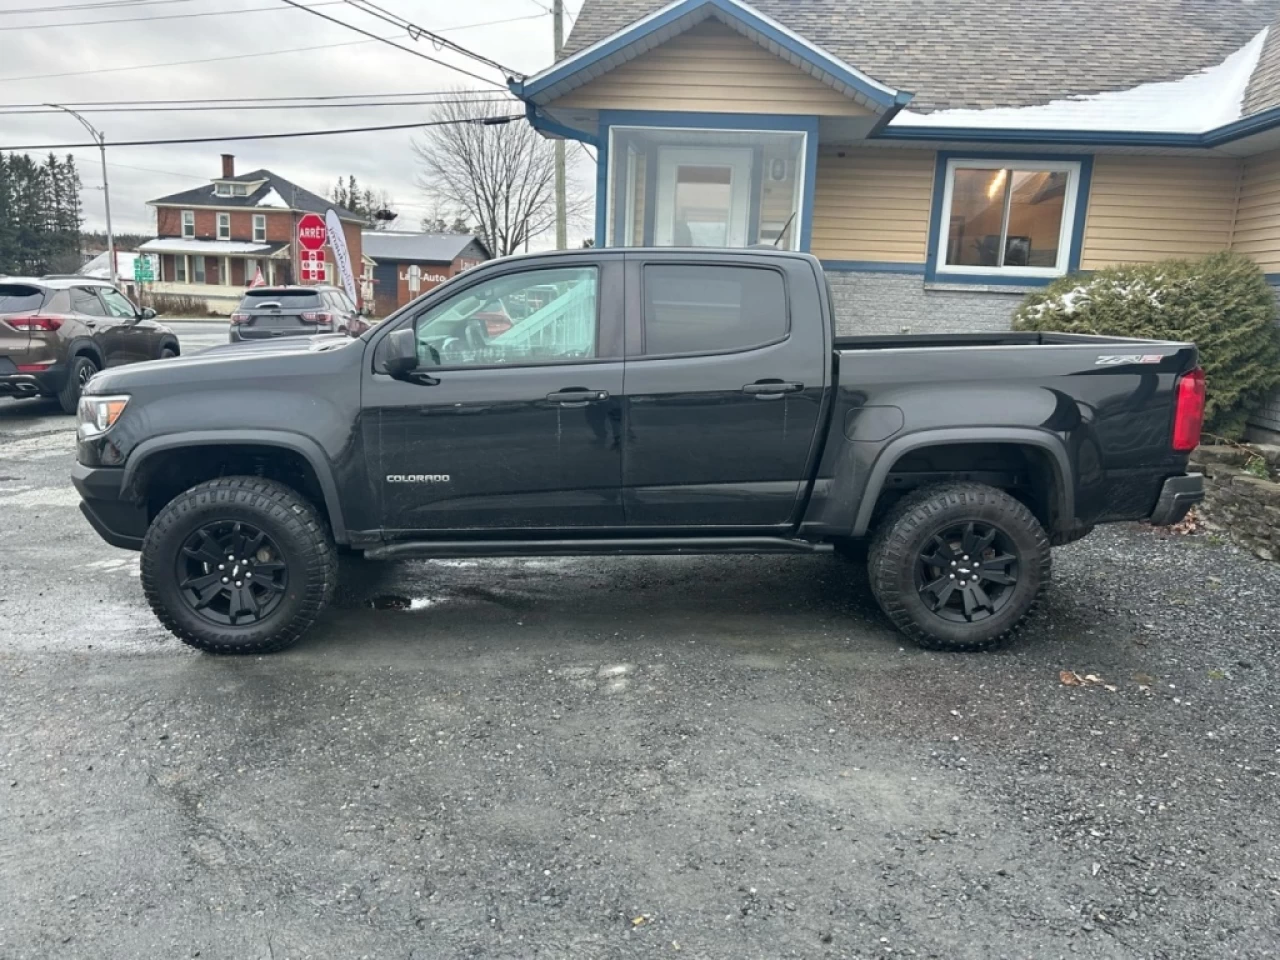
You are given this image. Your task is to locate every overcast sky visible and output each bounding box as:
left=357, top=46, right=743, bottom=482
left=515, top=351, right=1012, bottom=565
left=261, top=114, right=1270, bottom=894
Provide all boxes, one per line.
left=0, top=0, right=593, bottom=245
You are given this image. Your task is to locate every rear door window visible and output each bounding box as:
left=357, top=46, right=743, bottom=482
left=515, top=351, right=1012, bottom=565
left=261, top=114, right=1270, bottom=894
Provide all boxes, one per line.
left=0, top=284, right=46, bottom=313
left=640, top=265, right=788, bottom=357
left=70, top=287, right=108, bottom=316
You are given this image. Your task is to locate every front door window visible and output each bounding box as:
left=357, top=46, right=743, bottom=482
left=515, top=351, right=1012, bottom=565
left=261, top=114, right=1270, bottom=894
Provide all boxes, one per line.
left=655, top=148, right=753, bottom=247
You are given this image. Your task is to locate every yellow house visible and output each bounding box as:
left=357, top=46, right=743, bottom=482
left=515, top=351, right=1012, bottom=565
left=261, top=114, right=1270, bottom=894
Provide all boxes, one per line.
left=512, top=0, right=1280, bottom=422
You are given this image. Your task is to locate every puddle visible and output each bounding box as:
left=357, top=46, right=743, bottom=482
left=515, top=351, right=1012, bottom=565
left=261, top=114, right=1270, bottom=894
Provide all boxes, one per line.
left=366, top=594, right=442, bottom=611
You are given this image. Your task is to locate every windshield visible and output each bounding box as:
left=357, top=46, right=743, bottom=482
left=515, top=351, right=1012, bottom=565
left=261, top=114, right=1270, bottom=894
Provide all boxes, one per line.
left=0, top=284, right=46, bottom=313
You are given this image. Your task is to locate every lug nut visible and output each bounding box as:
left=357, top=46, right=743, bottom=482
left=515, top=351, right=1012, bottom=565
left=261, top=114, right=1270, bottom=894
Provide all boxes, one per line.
left=218, top=564, right=225, bottom=570
left=245, top=572, right=252, bottom=578
left=221, top=577, right=229, bottom=583
left=235, top=581, right=242, bottom=587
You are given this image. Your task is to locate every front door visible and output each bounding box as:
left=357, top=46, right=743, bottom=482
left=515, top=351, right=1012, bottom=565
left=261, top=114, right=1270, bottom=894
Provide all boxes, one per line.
left=97, top=287, right=155, bottom=364
left=621, top=255, right=828, bottom=529
left=367, top=256, right=626, bottom=534
left=654, top=147, right=753, bottom=247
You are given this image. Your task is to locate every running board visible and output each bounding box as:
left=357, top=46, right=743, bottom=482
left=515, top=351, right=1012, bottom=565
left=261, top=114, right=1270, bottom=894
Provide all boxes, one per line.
left=363, top=537, right=834, bottom=561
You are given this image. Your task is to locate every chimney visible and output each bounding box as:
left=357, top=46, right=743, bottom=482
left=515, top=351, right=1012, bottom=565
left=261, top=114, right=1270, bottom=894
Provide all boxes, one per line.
left=220, top=153, right=235, bottom=178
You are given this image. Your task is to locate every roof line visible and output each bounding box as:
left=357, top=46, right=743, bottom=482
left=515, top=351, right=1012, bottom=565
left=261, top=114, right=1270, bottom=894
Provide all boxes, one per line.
left=514, top=0, right=910, bottom=110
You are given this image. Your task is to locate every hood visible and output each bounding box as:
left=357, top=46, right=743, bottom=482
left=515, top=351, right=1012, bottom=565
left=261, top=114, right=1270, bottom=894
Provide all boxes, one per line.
left=85, top=333, right=361, bottom=395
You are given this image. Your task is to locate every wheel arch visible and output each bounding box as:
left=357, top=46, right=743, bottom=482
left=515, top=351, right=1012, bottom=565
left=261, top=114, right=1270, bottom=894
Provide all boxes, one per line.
left=67, top=337, right=104, bottom=367
left=852, top=428, right=1074, bottom=538
left=122, top=431, right=349, bottom=544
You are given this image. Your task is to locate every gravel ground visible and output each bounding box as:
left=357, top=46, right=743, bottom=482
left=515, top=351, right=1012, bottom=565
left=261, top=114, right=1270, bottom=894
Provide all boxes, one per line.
left=1, top=393, right=1278, bottom=959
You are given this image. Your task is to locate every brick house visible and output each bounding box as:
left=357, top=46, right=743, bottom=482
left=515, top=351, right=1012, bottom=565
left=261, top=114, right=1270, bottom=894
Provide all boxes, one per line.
left=514, top=0, right=1280, bottom=433
left=361, top=231, right=491, bottom=317
left=140, top=154, right=367, bottom=314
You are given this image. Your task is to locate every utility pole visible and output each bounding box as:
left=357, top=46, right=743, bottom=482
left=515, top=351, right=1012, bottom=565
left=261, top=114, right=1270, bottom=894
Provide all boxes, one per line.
left=553, top=0, right=567, bottom=250
left=47, top=104, right=116, bottom=287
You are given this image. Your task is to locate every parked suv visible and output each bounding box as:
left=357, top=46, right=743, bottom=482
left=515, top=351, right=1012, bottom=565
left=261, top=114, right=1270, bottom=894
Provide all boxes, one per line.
left=0, top=277, right=179, bottom=413
left=229, top=285, right=366, bottom=343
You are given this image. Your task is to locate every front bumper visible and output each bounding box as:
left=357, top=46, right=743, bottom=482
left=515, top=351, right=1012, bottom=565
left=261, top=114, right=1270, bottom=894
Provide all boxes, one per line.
left=71, top=462, right=148, bottom=550
left=1149, top=473, right=1204, bottom=526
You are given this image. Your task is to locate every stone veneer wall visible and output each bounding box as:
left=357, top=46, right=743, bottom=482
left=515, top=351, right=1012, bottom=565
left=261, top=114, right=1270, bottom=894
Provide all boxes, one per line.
left=824, top=270, right=1027, bottom=337
left=1188, top=445, right=1280, bottom=560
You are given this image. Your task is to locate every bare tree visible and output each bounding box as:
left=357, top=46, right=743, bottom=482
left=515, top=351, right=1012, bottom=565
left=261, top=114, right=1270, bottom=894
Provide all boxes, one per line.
left=412, top=92, right=588, bottom=256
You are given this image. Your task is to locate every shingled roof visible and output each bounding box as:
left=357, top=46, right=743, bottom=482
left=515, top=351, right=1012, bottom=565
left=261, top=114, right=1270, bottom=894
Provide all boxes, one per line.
left=563, top=0, right=1280, bottom=115
left=149, top=169, right=365, bottom=222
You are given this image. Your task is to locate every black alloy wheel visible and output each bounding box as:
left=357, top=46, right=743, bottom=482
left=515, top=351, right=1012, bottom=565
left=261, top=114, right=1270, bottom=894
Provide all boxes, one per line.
left=176, top=520, right=288, bottom=626
left=915, top=521, right=1019, bottom=623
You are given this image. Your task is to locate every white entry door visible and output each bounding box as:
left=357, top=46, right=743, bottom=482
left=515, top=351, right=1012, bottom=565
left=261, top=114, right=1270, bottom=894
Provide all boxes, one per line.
left=654, top=146, right=753, bottom=247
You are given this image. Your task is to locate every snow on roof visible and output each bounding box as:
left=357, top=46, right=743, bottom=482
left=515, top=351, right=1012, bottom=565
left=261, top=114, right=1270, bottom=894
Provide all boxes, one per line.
left=139, top=238, right=275, bottom=255
left=255, top=188, right=288, bottom=208
left=889, top=27, right=1269, bottom=135
left=80, top=249, right=146, bottom=279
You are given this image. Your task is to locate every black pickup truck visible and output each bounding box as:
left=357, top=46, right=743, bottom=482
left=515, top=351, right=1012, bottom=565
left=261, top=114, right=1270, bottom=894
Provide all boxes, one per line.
left=72, top=249, right=1205, bottom=655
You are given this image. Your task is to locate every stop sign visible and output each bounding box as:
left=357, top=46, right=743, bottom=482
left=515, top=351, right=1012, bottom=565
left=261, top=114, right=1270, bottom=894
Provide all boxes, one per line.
left=297, top=212, right=327, bottom=251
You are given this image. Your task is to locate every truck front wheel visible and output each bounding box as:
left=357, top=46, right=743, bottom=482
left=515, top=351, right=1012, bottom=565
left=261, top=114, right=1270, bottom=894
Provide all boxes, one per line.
left=140, top=476, right=337, bottom=654
left=868, top=483, right=1050, bottom=652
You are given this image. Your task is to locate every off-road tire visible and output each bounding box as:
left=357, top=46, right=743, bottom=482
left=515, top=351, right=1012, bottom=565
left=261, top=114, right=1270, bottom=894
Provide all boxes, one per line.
left=58, top=354, right=98, bottom=414
left=868, top=483, right=1050, bottom=652
left=140, top=476, right=337, bottom=654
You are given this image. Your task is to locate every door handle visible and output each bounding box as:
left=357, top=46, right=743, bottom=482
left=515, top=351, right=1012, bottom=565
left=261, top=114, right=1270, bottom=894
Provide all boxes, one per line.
left=547, top=388, right=609, bottom=407
left=742, top=381, right=803, bottom=398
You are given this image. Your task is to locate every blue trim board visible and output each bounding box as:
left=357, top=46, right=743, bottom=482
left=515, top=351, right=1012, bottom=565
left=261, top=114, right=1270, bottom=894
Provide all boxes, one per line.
left=877, top=103, right=1280, bottom=149
left=821, top=260, right=927, bottom=275
left=517, top=0, right=908, bottom=111
left=923, top=150, right=1093, bottom=286
left=595, top=110, right=821, bottom=252
left=524, top=102, right=600, bottom=148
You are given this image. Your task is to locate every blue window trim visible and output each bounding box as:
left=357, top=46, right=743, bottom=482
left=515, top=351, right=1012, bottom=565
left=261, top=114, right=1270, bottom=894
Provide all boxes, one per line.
left=924, top=150, right=1093, bottom=287
left=596, top=110, right=819, bottom=252
left=514, top=0, right=909, bottom=111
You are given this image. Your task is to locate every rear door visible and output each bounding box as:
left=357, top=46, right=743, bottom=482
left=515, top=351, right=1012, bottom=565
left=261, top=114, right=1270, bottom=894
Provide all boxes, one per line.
left=366, top=254, right=626, bottom=533
left=69, top=286, right=127, bottom=366
left=621, top=254, right=829, bottom=529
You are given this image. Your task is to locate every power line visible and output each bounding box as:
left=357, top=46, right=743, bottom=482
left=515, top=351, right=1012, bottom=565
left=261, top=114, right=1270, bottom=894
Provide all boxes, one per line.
left=0, top=97, right=515, bottom=115
left=0, top=0, right=197, bottom=14
left=0, top=33, right=384, bottom=83
left=0, top=114, right=522, bottom=151
left=341, top=0, right=518, bottom=77
left=0, top=0, right=345, bottom=30
left=0, top=89, right=517, bottom=109
left=273, top=0, right=506, bottom=88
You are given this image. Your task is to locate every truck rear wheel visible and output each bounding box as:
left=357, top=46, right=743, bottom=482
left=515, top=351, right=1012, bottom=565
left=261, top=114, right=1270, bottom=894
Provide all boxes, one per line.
left=140, top=476, right=337, bottom=654
left=868, top=483, right=1050, bottom=652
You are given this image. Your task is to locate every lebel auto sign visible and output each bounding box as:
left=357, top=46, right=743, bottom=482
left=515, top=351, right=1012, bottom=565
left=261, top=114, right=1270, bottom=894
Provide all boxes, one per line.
left=296, top=213, right=327, bottom=251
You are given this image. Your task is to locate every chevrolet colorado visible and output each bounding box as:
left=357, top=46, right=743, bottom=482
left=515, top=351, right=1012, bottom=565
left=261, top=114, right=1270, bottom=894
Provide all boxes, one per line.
left=71, top=249, right=1205, bottom=654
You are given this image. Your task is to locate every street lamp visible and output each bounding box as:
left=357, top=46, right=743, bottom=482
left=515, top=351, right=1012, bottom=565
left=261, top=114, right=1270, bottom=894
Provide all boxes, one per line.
left=46, top=104, right=116, bottom=287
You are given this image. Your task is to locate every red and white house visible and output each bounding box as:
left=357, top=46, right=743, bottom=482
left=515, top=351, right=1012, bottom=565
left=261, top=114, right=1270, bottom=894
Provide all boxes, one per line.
left=141, top=154, right=368, bottom=315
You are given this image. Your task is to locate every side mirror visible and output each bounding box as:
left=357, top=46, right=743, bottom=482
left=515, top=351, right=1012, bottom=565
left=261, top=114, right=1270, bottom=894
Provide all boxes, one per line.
left=384, top=328, right=420, bottom=379
left=139, top=307, right=157, bottom=320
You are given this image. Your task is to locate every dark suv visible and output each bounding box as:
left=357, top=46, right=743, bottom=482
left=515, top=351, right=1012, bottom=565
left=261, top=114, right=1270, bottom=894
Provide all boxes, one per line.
left=0, top=277, right=179, bottom=413
left=229, top=285, right=366, bottom=343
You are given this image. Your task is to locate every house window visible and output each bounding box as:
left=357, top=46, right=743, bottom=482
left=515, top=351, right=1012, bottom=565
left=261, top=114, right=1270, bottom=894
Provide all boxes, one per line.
left=176, top=256, right=187, bottom=282
left=193, top=256, right=206, bottom=284
left=606, top=126, right=808, bottom=251
left=232, top=184, right=248, bottom=197
left=217, top=212, right=230, bottom=240
left=214, top=183, right=230, bottom=197
left=936, top=158, right=1082, bottom=277
left=181, top=209, right=195, bottom=238
left=252, top=214, right=266, bottom=243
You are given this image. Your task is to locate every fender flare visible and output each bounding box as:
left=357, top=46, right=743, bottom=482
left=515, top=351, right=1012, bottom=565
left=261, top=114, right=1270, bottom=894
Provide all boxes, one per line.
left=851, top=427, right=1075, bottom=537
left=121, top=429, right=349, bottom=543
left=67, top=337, right=103, bottom=367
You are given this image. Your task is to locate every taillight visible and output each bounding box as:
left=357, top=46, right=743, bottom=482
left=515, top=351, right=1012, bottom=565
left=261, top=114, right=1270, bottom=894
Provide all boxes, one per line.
left=16, top=360, right=55, bottom=371
left=8, top=316, right=62, bottom=331
left=229, top=312, right=250, bottom=325
left=300, top=311, right=332, bottom=324
left=1172, top=367, right=1206, bottom=452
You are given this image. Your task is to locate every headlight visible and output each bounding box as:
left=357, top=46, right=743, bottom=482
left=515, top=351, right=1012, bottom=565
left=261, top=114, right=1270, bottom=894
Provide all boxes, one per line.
left=77, top=395, right=130, bottom=438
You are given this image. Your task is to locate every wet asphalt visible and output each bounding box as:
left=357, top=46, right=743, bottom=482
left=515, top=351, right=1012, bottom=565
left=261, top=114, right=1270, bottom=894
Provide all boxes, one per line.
left=1, top=330, right=1278, bottom=959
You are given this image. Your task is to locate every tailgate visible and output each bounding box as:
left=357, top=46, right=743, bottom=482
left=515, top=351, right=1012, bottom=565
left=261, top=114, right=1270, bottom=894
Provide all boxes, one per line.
left=0, top=283, right=45, bottom=361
